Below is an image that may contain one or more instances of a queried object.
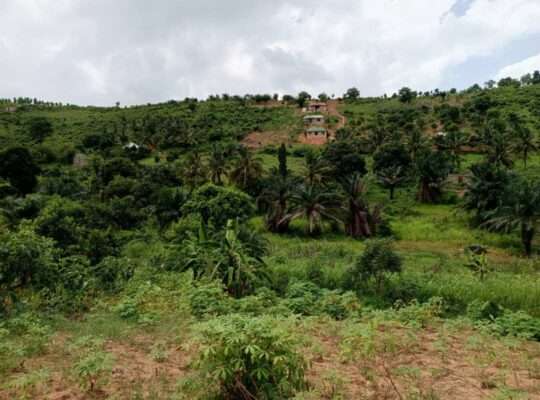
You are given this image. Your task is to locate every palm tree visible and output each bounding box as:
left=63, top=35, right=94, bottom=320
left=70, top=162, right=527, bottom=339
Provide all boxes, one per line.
left=284, top=185, right=342, bottom=236
left=484, top=179, right=540, bottom=257
left=438, top=130, right=468, bottom=170
left=180, top=152, right=208, bottom=189
left=482, top=119, right=513, bottom=168
left=302, top=150, right=332, bottom=186
left=229, top=147, right=263, bottom=191
left=208, top=144, right=228, bottom=185
left=376, top=166, right=406, bottom=200
left=257, top=174, right=294, bottom=233
left=511, top=125, right=537, bottom=168
left=340, top=173, right=381, bottom=238
left=406, top=128, right=428, bottom=161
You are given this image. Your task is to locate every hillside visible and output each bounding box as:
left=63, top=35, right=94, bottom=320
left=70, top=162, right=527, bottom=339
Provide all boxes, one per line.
left=1, top=83, right=540, bottom=399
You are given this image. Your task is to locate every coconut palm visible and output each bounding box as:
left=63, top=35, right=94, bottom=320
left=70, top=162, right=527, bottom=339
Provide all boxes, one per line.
left=284, top=185, right=342, bottom=236
left=180, top=151, right=208, bottom=189
left=340, top=173, right=382, bottom=238
left=438, top=130, right=468, bottom=170
left=484, top=179, right=540, bottom=257
left=229, top=147, right=263, bottom=191
left=482, top=119, right=513, bottom=168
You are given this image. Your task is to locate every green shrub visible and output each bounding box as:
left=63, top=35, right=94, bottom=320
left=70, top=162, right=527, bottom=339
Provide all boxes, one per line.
left=188, top=279, right=233, bottom=319
left=346, top=239, right=402, bottom=293
left=188, top=314, right=308, bottom=399
left=491, top=310, right=540, bottom=341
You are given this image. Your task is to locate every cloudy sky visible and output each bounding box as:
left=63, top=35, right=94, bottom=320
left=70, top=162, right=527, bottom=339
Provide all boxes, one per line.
left=1, top=0, right=540, bottom=106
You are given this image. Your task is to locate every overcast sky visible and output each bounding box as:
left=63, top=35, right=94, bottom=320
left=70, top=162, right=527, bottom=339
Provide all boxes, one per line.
left=1, top=0, right=540, bottom=106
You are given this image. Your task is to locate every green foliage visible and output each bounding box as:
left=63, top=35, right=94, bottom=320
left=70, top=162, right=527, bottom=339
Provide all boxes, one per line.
left=0, top=226, right=57, bottom=301
left=188, top=314, right=308, bottom=400
left=74, top=351, right=115, bottom=392
left=26, top=116, right=53, bottom=143
left=0, top=147, right=40, bottom=195
left=347, top=239, right=402, bottom=292
left=182, top=183, right=255, bottom=229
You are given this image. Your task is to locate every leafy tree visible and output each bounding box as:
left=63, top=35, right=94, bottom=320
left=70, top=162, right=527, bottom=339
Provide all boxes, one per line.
left=398, top=87, right=416, bottom=103
left=373, top=142, right=412, bottom=199
left=27, top=116, right=53, bottom=143
left=318, top=93, right=329, bottom=102
left=348, top=239, right=402, bottom=293
left=344, top=87, right=360, bottom=101
left=322, top=140, right=367, bottom=178
left=182, top=183, right=255, bottom=229
left=285, top=185, right=342, bottom=236
left=484, top=178, right=540, bottom=257
left=0, top=227, right=56, bottom=297
left=0, top=147, right=40, bottom=195
left=415, top=149, right=452, bottom=203
left=229, top=147, right=263, bottom=192
left=340, top=173, right=381, bottom=238
left=297, top=91, right=311, bottom=108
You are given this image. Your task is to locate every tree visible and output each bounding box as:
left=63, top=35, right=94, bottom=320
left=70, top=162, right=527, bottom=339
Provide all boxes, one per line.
left=318, top=93, right=329, bottom=102
left=297, top=91, right=311, bottom=108
left=482, top=119, right=513, bottom=168
left=484, top=178, right=540, bottom=257
left=285, top=185, right=342, bottom=236
left=344, top=87, right=360, bottom=101
left=405, top=127, right=428, bottom=161
left=258, top=175, right=294, bottom=233
left=340, top=173, right=381, bottom=238
left=301, top=150, right=331, bottom=186
left=180, top=152, right=208, bottom=189
left=0, top=147, right=40, bottom=195
left=182, top=183, right=255, bottom=229
left=229, top=147, right=263, bottom=192
left=398, top=87, right=416, bottom=103
left=372, top=143, right=412, bottom=199
left=322, top=140, right=367, bottom=179
left=0, top=227, right=56, bottom=298
left=463, top=162, right=513, bottom=227
left=27, top=116, right=53, bottom=143
left=436, top=130, right=468, bottom=170
left=415, top=149, right=451, bottom=203
left=348, top=239, right=402, bottom=293
left=208, top=144, right=228, bottom=185
left=508, top=113, right=537, bottom=168
left=278, top=143, right=288, bottom=178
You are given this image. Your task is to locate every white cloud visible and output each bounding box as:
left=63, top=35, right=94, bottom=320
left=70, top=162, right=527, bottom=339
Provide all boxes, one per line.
left=1, top=0, right=540, bottom=105
left=496, top=53, right=540, bottom=80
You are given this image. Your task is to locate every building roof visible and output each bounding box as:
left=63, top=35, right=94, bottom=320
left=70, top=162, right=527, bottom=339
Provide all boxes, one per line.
left=306, top=126, right=327, bottom=133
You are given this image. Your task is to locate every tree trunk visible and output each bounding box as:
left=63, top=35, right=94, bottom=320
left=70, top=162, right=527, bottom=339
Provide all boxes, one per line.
left=389, top=186, right=395, bottom=200
left=521, top=225, right=534, bottom=257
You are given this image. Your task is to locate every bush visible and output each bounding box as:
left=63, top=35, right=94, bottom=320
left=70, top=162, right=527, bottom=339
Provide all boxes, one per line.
left=346, top=239, right=402, bottom=293
left=188, top=314, right=308, bottom=399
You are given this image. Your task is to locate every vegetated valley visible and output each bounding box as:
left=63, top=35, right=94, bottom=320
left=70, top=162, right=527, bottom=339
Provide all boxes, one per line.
left=1, top=79, right=540, bottom=399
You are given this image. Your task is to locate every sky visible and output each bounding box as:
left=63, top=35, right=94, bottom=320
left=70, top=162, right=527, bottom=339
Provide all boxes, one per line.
left=1, top=0, right=540, bottom=106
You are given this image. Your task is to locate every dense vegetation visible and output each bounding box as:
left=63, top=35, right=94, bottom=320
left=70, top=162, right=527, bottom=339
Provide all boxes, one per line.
left=1, top=75, right=540, bottom=399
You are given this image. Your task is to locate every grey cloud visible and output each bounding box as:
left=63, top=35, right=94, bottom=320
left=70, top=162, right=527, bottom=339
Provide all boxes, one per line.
left=2, top=0, right=540, bottom=105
